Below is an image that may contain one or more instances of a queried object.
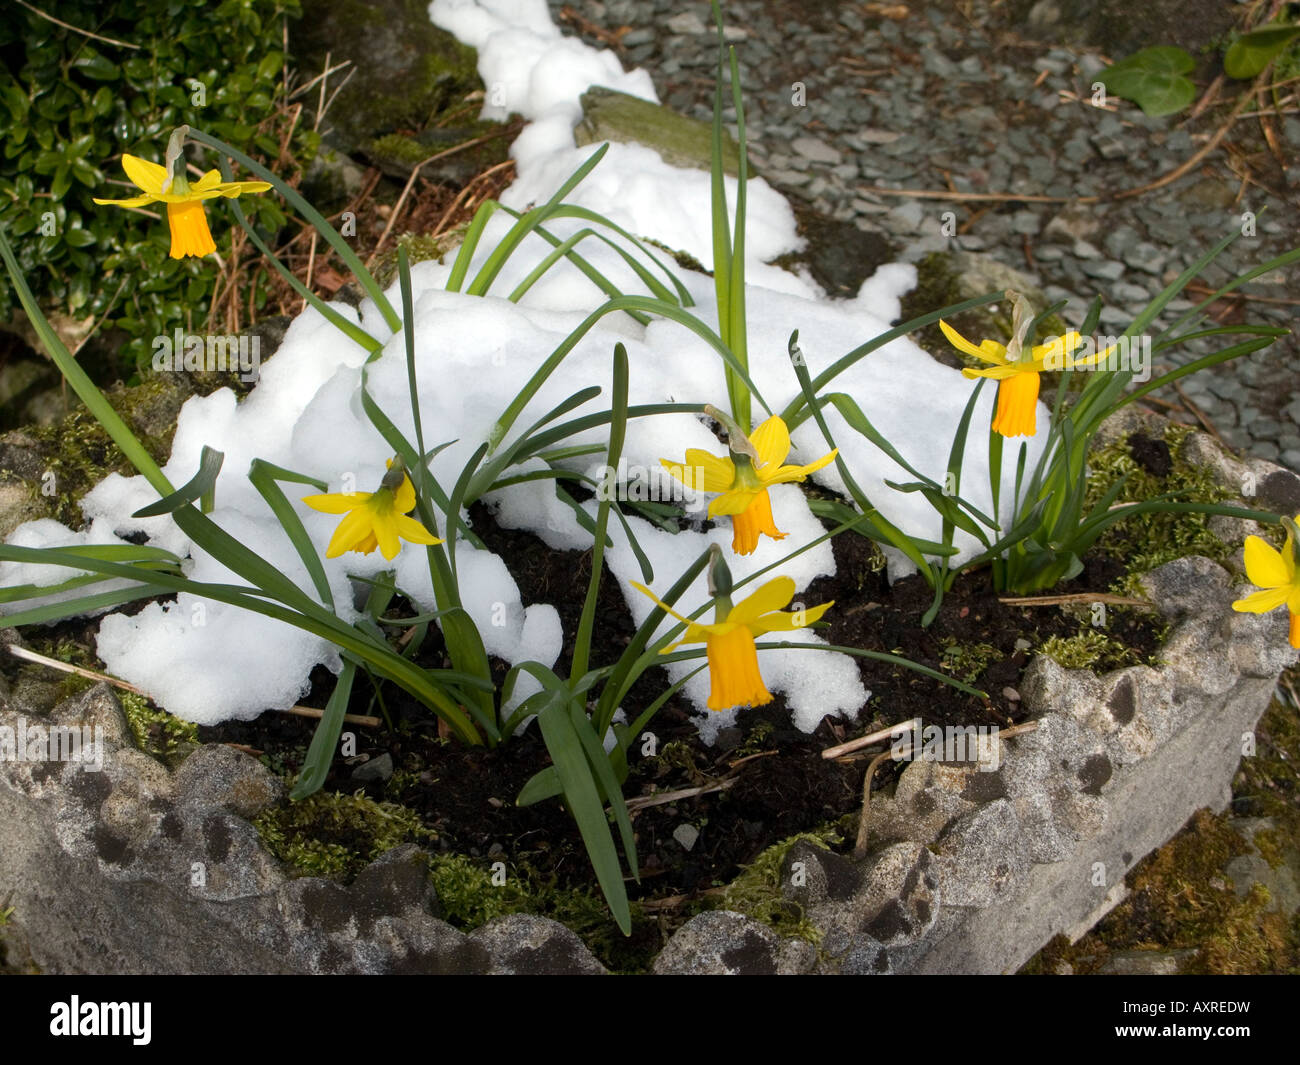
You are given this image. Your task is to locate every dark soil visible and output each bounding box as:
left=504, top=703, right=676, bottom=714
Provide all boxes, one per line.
left=198, top=481, right=1166, bottom=918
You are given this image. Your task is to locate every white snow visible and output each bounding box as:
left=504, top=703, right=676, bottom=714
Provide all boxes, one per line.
left=1, top=0, right=1053, bottom=734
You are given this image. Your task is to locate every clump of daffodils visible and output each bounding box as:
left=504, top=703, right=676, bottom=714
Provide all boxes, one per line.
left=661, top=407, right=836, bottom=555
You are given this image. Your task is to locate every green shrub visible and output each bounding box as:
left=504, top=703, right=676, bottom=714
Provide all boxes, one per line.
left=0, top=0, right=315, bottom=380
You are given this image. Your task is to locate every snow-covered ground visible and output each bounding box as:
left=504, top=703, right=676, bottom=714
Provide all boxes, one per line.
left=1, top=0, right=1048, bottom=738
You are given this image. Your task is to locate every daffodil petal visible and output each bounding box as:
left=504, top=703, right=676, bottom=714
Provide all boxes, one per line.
left=192, top=169, right=223, bottom=192
left=213, top=180, right=272, bottom=198
left=708, top=487, right=761, bottom=517
left=750, top=600, right=833, bottom=635
left=325, top=507, right=376, bottom=558
left=630, top=581, right=701, bottom=631
left=762, top=449, right=839, bottom=486
left=393, top=474, right=417, bottom=513
left=121, top=154, right=167, bottom=195
left=393, top=513, right=440, bottom=546
left=749, top=416, right=791, bottom=470
left=301, top=491, right=371, bottom=514
left=727, top=576, right=796, bottom=626
left=964, top=363, right=1021, bottom=381
left=373, top=513, right=402, bottom=560
left=683, top=449, right=736, bottom=492
left=940, top=320, right=1007, bottom=364
left=1231, top=586, right=1291, bottom=613
left=92, top=194, right=157, bottom=208
left=1243, top=535, right=1291, bottom=589
left=1031, top=331, right=1082, bottom=364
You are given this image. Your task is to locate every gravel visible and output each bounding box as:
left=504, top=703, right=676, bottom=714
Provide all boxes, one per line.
left=548, top=0, right=1300, bottom=471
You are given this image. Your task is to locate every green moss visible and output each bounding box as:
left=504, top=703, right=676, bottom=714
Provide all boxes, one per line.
left=1039, top=628, right=1142, bottom=671
left=20, top=375, right=191, bottom=527
left=719, top=826, right=845, bottom=945
left=1254, top=826, right=1286, bottom=871
left=427, top=854, right=643, bottom=970
left=371, top=231, right=465, bottom=288
left=118, top=690, right=199, bottom=767
left=1234, top=688, right=1300, bottom=866
left=939, top=639, right=1001, bottom=683
left=254, top=789, right=433, bottom=880
left=642, top=237, right=707, bottom=275
left=732, top=719, right=776, bottom=759
left=1084, top=423, right=1234, bottom=598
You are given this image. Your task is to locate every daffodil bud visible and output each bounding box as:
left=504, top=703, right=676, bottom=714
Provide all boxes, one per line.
left=706, top=543, right=734, bottom=604
left=380, top=457, right=407, bottom=492
left=162, top=126, right=190, bottom=195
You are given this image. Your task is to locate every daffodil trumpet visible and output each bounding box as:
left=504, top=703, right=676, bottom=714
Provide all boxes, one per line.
left=1231, top=515, right=1300, bottom=648
left=93, top=128, right=271, bottom=259
left=302, top=458, right=443, bottom=561
left=661, top=408, right=837, bottom=555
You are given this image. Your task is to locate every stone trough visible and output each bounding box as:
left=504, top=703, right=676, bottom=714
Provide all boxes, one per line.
left=1, top=425, right=1297, bottom=974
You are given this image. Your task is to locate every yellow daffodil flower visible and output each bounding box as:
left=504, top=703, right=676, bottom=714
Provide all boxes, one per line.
left=93, top=153, right=271, bottom=259
left=302, top=463, right=442, bottom=561
left=1231, top=517, right=1300, bottom=648
left=632, top=575, right=833, bottom=711
left=661, top=415, right=837, bottom=555
left=939, top=319, right=1096, bottom=439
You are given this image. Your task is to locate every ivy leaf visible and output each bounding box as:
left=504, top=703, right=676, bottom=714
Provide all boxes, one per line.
left=1097, top=46, right=1197, bottom=117
left=1224, top=25, right=1300, bottom=80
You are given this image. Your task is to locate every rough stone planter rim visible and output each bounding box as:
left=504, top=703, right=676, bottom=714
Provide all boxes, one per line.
left=2, top=419, right=1298, bottom=974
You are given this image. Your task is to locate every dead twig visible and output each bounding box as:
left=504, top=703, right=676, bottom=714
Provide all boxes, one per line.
left=997, top=592, right=1155, bottom=610
left=7, top=644, right=382, bottom=729
left=822, top=716, right=920, bottom=760
left=15, top=0, right=140, bottom=48
left=624, top=778, right=736, bottom=812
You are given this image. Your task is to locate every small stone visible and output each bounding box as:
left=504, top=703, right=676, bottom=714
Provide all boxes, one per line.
left=1090, top=133, right=1126, bottom=160
left=672, top=823, right=700, bottom=851
left=351, top=752, right=393, bottom=784
left=1081, top=259, right=1125, bottom=282
left=1011, top=210, right=1041, bottom=235
left=1002, top=687, right=1021, bottom=702
left=1072, top=239, right=1102, bottom=260
left=664, top=11, right=707, bottom=34
left=791, top=135, right=842, bottom=165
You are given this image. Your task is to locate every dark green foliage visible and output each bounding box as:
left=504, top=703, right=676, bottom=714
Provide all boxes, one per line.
left=0, top=0, right=314, bottom=379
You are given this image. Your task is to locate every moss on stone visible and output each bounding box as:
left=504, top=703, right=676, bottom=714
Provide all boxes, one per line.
left=294, top=0, right=485, bottom=146
left=427, top=853, right=642, bottom=970
left=1084, top=423, right=1234, bottom=598
left=254, top=789, right=433, bottom=880
left=16, top=374, right=192, bottom=528
left=119, top=690, right=199, bottom=768
left=1039, top=628, right=1142, bottom=671
left=371, top=231, right=465, bottom=288
left=719, top=825, right=846, bottom=945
